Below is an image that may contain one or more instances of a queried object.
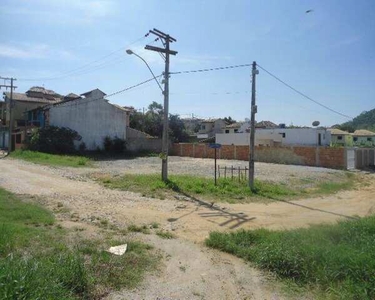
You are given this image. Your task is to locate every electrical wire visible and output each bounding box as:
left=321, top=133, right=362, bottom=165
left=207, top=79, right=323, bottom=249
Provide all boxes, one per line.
left=170, top=63, right=252, bottom=75
left=45, top=74, right=163, bottom=110
left=18, top=34, right=150, bottom=82
left=256, top=63, right=353, bottom=120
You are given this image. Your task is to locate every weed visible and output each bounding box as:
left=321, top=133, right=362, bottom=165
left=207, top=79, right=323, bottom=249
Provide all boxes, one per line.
left=0, top=188, right=158, bottom=299
left=128, top=224, right=150, bottom=234
left=151, top=222, right=159, bottom=229
left=206, top=216, right=375, bottom=299
left=156, top=230, right=175, bottom=239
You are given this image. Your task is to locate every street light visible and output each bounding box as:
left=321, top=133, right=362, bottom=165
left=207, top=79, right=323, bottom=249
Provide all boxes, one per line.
left=126, top=49, right=164, bottom=94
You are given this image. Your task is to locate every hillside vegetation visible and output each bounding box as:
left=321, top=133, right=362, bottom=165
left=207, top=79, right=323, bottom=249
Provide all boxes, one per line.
left=339, top=108, right=375, bottom=132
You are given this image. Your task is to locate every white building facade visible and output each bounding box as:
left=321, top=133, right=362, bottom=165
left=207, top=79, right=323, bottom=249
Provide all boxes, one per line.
left=48, top=89, right=129, bottom=150
left=216, top=128, right=331, bottom=147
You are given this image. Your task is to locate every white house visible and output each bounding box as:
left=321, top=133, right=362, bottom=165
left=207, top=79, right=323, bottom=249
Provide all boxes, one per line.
left=197, top=119, right=226, bottom=139
left=48, top=89, right=131, bottom=150
left=352, top=130, right=375, bottom=146
left=216, top=128, right=331, bottom=147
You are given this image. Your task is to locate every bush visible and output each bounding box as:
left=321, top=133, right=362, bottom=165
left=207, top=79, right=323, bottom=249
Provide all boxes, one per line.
left=26, top=126, right=81, bottom=155
left=102, top=136, right=126, bottom=154
left=78, top=142, right=87, bottom=154
left=103, top=136, right=113, bottom=152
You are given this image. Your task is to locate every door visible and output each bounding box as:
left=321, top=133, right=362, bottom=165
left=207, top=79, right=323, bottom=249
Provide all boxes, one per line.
left=346, top=148, right=355, bottom=170
left=318, top=133, right=322, bottom=146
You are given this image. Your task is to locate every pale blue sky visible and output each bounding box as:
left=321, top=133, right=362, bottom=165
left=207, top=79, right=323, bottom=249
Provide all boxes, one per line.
left=0, top=0, right=374, bottom=126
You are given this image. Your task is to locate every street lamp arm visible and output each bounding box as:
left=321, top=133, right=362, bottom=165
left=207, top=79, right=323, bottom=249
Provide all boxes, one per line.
left=128, top=51, right=164, bottom=94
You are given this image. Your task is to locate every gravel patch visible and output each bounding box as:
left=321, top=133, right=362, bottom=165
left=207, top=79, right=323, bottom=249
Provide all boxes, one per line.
left=95, top=156, right=344, bottom=184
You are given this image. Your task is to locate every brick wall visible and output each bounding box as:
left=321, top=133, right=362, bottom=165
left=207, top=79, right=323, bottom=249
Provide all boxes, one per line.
left=171, top=143, right=347, bottom=169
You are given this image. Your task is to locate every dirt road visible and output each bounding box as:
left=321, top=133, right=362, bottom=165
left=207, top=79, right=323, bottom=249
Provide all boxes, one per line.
left=1, top=158, right=374, bottom=299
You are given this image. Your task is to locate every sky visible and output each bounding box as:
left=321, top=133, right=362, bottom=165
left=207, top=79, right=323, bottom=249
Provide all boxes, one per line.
left=0, top=0, right=374, bottom=127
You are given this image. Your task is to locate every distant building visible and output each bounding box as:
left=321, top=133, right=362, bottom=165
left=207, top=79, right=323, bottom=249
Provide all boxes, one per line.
left=0, top=87, right=63, bottom=149
left=352, top=130, right=375, bottom=146
left=328, top=128, right=353, bottom=146
left=217, top=127, right=331, bottom=147
left=198, top=119, right=226, bottom=139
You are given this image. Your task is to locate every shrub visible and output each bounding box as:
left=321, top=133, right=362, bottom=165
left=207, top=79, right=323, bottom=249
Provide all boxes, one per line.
left=102, top=136, right=126, bottom=154
left=26, top=126, right=81, bottom=155
left=78, top=142, right=87, bottom=154
left=103, top=136, right=113, bottom=152
left=112, top=137, right=126, bottom=153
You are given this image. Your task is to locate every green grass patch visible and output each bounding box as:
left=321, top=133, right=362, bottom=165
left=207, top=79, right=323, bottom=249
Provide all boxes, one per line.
left=0, top=188, right=157, bottom=299
left=97, top=174, right=298, bottom=203
left=128, top=224, right=151, bottom=234
left=206, top=216, right=375, bottom=299
left=11, top=150, right=92, bottom=168
left=156, top=230, right=175, bottom=239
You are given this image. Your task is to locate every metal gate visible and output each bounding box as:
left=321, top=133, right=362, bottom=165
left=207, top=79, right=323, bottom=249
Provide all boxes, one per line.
left=353, top=148, right=375, bottom=169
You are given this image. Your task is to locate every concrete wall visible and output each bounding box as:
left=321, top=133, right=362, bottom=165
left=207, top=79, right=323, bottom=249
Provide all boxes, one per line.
left=217, top=128, right=331, bottom=147
left=125, top=127, right=162, bottom=152
left=127, top=138, right=162, bottom=152
left=49, top=96, right=128, bottom=150
left=171, top=143, right=347, bottom=169
left=217, top=132, right=282, bottom=146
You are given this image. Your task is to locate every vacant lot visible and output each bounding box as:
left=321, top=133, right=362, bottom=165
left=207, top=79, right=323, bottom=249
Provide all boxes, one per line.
left=95, top=156, right=345, bottom=186
left=1, top=155, right=374, bottom=299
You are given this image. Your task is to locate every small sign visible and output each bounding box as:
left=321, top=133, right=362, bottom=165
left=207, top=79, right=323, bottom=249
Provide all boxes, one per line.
left=209, top=143, right=222, bottom=149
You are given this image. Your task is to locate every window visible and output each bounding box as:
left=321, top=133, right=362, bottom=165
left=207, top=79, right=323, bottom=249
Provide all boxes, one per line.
left=234, top=129, right=238, bottom=133
left=279, top=132, right=286, bottom=138
left=367, top=138, right=372, bottom=142
left=353, top=137, right=358, bottom=142
left=225, top=129, right=229, bottom=133
left=201, top=125, right=205, bottom=130
left=337, top=136, right=343, bottom=140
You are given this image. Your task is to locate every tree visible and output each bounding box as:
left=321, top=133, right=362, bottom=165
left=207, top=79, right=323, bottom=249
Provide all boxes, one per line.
left=129, top=102, right=189, bottom=142
left=224, top=116, right=236, bottom=125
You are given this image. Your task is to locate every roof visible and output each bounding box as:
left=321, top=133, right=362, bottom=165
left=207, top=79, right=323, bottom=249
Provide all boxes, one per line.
left=65, top=93, right=80, bottom=99
left=255, top=120, right=278, bottom=129
left=225, top=122, right=243, bottom=129
left=328, top=128, right=350, bottom=135
left=28, top=86, right=57, bottom=95
left=352, top=129, right=375, bottom=137
left=111, top=103, right=130, bottom=112
left=81, top=88, right=106, bottom=97
left=3, top=92, right=60, bottom=104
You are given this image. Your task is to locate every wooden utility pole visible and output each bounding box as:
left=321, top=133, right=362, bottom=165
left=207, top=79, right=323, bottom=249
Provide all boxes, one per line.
left=0, top=77, right=16, bottom=152
left=145, top=29, right=177, bottom=181
left=248, top=62, right=258, bottom=189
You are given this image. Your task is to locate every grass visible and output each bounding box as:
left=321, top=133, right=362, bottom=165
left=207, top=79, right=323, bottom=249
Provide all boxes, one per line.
left=97, top=173, right=357, bottom=203
left=0, top=188, right=158, bottom=299
left=206, top=216, right=375, bottom=299
left=128, top=224, right=151, bottom=234
left=156, top=230, right=175, bottom=239
left=10, top=150, right=92, bottom=168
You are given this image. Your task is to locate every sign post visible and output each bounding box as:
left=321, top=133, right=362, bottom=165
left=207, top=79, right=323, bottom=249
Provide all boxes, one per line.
left=209, top=143, right=221, bottom=186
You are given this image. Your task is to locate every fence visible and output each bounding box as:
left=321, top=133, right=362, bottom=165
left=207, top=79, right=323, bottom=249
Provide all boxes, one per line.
left=171, top=143, right=347, bottom=169
left=218, top=165, right=248, bottom=181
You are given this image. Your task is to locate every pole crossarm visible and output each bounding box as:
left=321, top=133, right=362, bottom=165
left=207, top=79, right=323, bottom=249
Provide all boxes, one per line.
left=144, top=45, right=178, bottom=56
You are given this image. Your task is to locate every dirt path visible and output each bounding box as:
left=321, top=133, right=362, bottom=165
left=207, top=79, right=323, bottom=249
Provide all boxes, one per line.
left=1, top=158, right=374, bottom=299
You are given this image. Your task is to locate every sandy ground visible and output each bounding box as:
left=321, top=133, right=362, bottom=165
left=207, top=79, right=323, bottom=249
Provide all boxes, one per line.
left=0, top=157, right=374, bottom=299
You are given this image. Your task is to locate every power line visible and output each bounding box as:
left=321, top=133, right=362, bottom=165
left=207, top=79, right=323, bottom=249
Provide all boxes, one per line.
left=18, top=34, right=150, bottom=82
left=170, top=63, right=252, bottom=75
left=45, top=74, right=163, bottom=110
left=256, top=63, right=353, bottom=120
